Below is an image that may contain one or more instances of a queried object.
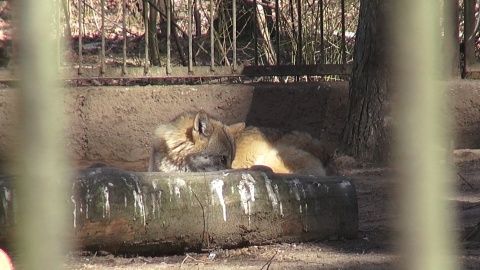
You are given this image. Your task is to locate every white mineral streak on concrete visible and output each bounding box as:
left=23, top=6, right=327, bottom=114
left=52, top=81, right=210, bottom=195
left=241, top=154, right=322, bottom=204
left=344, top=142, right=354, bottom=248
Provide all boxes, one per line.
left=87, top=168, right=102, bottom=177
left=167, top=180, right=173, bottom=202
left=167, top=178, right=186, bottom=201
left=151, top=193, right=156, bottom=216
left=85, top=188, right=90, bottom=219
left=289, top=179, right=308, bottom=231
left=152, top=181, right=157, bottom=190
left=150, top=180, right=163, bottom=218
left=340, top=180, right=351, bottom=189
left=273, top=184, right=284, bottom=217
left=291, top=179, right=302, bottom=201
left=188, top=186, right=197, bottom=206
left=304, top=203, right=309, bottom=232
left=12, top=190, right=17, bottom=224
left=157, top=190, right=163, bottom=213
left=174, top=178, right=187, bottom=187
left=211, top=179, right=227, bottom=222
left=2, top=187, right=11, bottom=222
left=71, top=196, right=77, bottom=228
left=150, top=192, right=160, bottom=218
left=263, top=174, right=283, bottom=216
left=174, top=178, right=186, bottom=199
left=3, top=187, right=10, bottom=202
left=238, top=173, right=256, bottom=226
left=152, top=180, right=158, bottom=211
left=102, top=185, right=110, bottom=219
left=133, top=189, right=146, bottom=226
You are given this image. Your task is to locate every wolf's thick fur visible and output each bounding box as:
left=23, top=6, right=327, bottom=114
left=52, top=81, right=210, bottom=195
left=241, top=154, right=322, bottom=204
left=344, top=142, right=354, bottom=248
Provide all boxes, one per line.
left=232, top=127, right=328, bottom=176
left=149, top=111, right=328, bottom=176
left=148, top=111, right=245, bottom=172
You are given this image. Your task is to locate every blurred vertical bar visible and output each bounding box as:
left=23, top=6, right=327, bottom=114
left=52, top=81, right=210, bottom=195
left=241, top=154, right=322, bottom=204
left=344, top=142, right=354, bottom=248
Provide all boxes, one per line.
left=166, top=0, right=171, bottom=74
left=188, top=0, right=193, bottom=73
left=233, top=0, right=237, bottom=71
left=122, top=0, right=127, bottom=75
left=16, top=0, right=72, bottom=270
left=78, top=0, right=82, bottom=75
left=210, top=0, right=214, bottom=71
left=144, top=0, right=149, bottom=74
left=393, top=0, right=458, bottom=270
left=100, top=0, right=105, bottom=74
left=55, top=0, right=61, bottom=69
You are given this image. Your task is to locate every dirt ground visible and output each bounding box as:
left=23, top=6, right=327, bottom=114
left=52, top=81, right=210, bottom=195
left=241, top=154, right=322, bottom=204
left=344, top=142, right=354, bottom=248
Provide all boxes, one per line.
left=60, top=151, right=480, bottom=270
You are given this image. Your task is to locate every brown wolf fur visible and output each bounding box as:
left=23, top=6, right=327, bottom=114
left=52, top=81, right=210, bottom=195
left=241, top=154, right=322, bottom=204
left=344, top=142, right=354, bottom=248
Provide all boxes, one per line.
left=148, top=111, right=245, bottom=172
left=232, top=127, right=328, bottom=176
left=149, top=111, right=329, bottom=176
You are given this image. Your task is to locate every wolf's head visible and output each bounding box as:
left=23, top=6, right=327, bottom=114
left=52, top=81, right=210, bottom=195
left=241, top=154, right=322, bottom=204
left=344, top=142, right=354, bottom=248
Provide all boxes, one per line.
left=185, top=111, right=245, bottom=172
left=149, top=110, right=245, bottom=172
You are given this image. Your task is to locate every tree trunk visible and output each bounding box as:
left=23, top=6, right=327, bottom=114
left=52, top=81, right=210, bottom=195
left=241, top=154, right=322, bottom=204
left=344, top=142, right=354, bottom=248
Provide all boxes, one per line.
left=0, top=167, right=358, bottom=255
left=146, top=0, right=162, bottom=66
left=255, top=3, right=276, bottom=65
left=193, top=0, right=202, bottom=38
left=337, top=0, right=392, bottom=163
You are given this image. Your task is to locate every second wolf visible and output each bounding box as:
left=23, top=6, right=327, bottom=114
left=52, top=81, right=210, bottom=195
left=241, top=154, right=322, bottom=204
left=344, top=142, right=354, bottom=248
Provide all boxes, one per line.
left=148, top=111, right=329, bottom=176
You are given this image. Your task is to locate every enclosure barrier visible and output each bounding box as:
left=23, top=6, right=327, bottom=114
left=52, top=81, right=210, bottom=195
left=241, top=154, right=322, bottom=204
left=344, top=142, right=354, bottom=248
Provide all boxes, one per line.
left=0, top=166, right=359, bottom=254
left=0, top=0, right=358, bottom=81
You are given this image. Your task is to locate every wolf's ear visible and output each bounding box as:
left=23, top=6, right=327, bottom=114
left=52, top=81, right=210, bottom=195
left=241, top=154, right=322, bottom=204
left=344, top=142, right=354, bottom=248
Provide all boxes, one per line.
left=226, top=122, right=245, bottom=136
left=193, top=110, right=214, bottom=139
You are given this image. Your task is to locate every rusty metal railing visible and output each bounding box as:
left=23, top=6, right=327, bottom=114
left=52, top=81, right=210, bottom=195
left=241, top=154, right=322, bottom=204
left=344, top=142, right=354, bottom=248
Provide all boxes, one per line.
left=0, top=0, right=359, bottom=82
left=464, top=0, right=480, bottom=77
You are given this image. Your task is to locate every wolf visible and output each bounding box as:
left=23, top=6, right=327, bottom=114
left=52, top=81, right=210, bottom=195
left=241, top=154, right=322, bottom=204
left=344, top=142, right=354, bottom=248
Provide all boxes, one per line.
left=148, top=111, right=329, bottom=176
left=232, top=127, right=328, bottom=176
left=148, top=110, right=245, bottom=172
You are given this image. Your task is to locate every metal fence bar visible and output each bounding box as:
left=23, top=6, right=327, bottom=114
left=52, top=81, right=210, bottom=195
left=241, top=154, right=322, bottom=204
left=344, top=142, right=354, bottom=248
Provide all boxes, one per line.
left=210, top=0, right=214, bottom=71
left=0, top=0, right=358, bottom=82
left=122, top=0, right=126, bottom=75
left=16, top=0, right=72, bottom=269
left=100, top=0, right=105, bottom=74
left=233, top=0, right=237, bottom=71
left=144, top=0, right=149, bottom=74
left=166, top=0, right=171, bottom=74
left=320, top=0, right=324, bottom=65
left=55, top=0, right=61, bottom=69
left=188, top=0, right=193, bottom=73
left=464, top=0, right=479, bottom=73
left=341, top=0, right=346, bottom=65
left=289, top=0, right=294, bottom=62
left=297, top=0, right=302, bottom=65
left=254, top=0, right=258, bottom=66
left=77, top=0, right=82, bottom=75
left=275, top=0, right=279, bottom=65
left=394, top=0, right=458, bottom=268
left=61, top=64, right=351, bottom=79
